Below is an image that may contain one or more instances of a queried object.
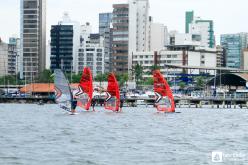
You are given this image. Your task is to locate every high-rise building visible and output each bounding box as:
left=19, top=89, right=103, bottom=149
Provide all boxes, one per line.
left=50, top=13, right=80, bottom=73
left=50, top=25, right=73, bottom=72
left=112, top=0, right=150, bottom=73
left=243, top=49, right=248, bottom=70
left=221, top=33, right=248, bottom=68
left=185, top=11, right=194, bottom=33
left=99, top=13, right=112, bottom=36
left=216, top=45, right=225, bottom=67
left=112, top=4, right=129, bottom=73
left=0, top=40, right=8, bottom=77
left=78, top=23, right=104, bottom=76
left=129, top=0, right=150, bottom=70
left=8, top=38, right=20, bottom=76
left=148, top=17, right=168, bottom=51
left=99, top=13, right=113, bottom=72
left=185, top=11, right=215, bottom=48
left=20, top=0, right=46, bottom=81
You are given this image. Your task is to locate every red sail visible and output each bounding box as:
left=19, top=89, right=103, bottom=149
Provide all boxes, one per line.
left=104, top=73, right=120, bottom=111
left=153, top=70, right=175, bottom=113
left=77, top=67, right=93, bottom=110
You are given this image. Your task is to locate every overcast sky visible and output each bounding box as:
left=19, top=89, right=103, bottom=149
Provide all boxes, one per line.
left=0, top=0, right=247, bottom=44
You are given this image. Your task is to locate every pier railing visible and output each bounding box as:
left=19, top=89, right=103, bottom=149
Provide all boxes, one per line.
left=1, top=94, right=248, bottom=104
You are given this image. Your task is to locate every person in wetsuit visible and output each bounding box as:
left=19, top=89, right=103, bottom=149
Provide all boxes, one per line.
left=71, top=98, right=77, bottom=114
left=91, top=97, right=96, bottom=111
left=119, top=94, right=125, bottom=112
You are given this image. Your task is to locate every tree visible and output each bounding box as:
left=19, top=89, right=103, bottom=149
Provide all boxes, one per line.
left=38, top=69, right=53, bottom=83
left=195, top=76, right=206, bottom=89
left=94, top=73, right=108, bottom=86
left=122, top=73, right=129, bottom=88
left=147, top=65, right=161, bottom=75
left=143, top=77, right=154, bottom=85
left=178, top=82, right=186, bottom=90
left=131, top=63, right=144, bottom=85
left=72, top=72, right=82, bottom=83
left=116, top=73, right=129, bottom=88
left=0, top=75, right=16, bottom=85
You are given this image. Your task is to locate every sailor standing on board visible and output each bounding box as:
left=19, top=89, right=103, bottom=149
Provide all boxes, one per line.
left=71, top=88, right=80, bottom=114
left=119, top=94, right=125, bottom=112
left=71, top=98, right=77, bottom=114
left=91, top=97, right=96, bottom=111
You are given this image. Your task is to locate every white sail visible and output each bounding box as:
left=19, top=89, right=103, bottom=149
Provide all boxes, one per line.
left=54, top=69, right=72, bottom=111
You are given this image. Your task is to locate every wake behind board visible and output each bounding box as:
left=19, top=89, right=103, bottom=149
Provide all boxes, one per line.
left=69, top=112, right=79, bottom=115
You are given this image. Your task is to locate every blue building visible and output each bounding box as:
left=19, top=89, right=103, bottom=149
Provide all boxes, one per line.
left=50, top=25, right=73, bottom=72
left=99, top=13, right=113, bottom=72
left=99, top=13, right=112, bottom=36
left=221, top=33, right=248, bottom=68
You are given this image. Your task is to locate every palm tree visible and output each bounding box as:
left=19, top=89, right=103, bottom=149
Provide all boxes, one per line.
left=195, top=76, right=206, bottom=89
left=94, top=73, right=108, bottom=86
left=147, top=65, right=161, bottom=75
left=178, top=82, right=186, bottom=91
left=38, top=69, right=53, bottom=83
left=122, top=73, right=129, bottom=88
left=131, top=63, right=144, bottom=85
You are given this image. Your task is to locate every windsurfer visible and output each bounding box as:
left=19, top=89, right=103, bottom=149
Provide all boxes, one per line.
left=71, top=97, right=77, bottom=114
left=91, top=97, right=96, bottom=111
left=119, top=95, right=125, bottom=112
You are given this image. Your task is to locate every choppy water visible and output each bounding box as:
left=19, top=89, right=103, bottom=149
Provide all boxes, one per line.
left=0, top=104, right=248, bottom=165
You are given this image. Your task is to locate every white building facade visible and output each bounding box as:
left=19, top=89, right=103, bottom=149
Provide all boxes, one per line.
left=188, top=18, right=215, bottom=48
left=112, top=0, right=168, bottom=74
left=8, top=38, right=21, bottom=76
left=243, top=49, right=248, bottom=70
left=78, top=23, right=104, bottom=77
left=128, top=0, right=150, bottom=71
left=133, top=48, right=217, bottom=78
left=149, top=22, right=168, bottom=51
left=0, top=41, right=8, bottom=77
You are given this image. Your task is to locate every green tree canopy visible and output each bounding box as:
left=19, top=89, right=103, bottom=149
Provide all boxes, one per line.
left=116, top=73, right=129, bottom=87
left=178, top=81, right=186, bottom=90
left=71, top=72, right=82, bottom=83
left=131, top=63, right=144, bottom=85
left=38, top=69, right=53, bottom=83
left=195, top=76, right=206, bottom=89
left=0, top=75, right=17, bottom=85
left=143, top=77, right=154, bottom=85
left=147, top=65, right=161, bottom=75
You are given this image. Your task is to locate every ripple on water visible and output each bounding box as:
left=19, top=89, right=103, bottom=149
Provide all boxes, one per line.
left=0, top=105, right=247, bottom=165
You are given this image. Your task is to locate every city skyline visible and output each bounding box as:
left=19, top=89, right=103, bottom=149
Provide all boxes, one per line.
left=0, top=0, right=248, bottom=43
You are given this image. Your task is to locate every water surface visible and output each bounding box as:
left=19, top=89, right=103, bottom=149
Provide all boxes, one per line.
left=0, top=104, right=247, bottom=164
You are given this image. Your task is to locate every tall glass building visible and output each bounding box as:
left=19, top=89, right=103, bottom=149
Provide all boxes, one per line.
left=50, top=25, right=73, bottom=72
left=20, top=0, right=46, bottom=81
left=99, top=13, right=112, bottom=36
left=221, top=33, right=248, bottom=68
left=99, top=13, right=112, bottom=72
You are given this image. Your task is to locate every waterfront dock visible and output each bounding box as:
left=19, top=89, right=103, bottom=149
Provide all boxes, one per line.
left=1, top=95, right=248, bottom=109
